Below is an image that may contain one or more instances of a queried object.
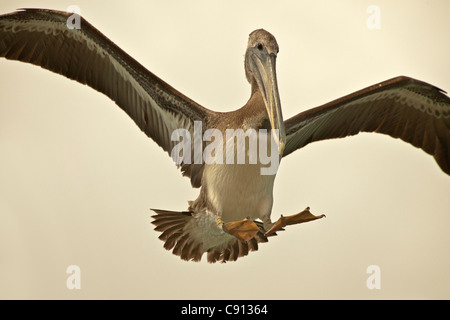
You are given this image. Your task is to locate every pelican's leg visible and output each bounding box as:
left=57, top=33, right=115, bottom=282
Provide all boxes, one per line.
left=221, top=217, right=260, bottom=242
left=262, top=216, right=273, bottom=232
left=264, top=207, right=325, bottom=236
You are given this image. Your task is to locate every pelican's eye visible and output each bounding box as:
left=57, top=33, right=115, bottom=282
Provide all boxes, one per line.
left=257, top=43, right=263, bottom=51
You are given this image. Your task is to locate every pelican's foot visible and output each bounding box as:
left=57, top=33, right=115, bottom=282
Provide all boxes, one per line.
left=265, top=207, right=325, bottom=236
left=222, top=218, right=260, bottom=242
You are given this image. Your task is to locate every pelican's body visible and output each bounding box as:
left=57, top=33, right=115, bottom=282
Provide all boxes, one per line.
left=169, top=88, right=283, bottom=261
left=200, top=153, right=276, bottom=222
left=1, top=9, right=449, bottom=262
left=192, top=93, right=278, bottom=224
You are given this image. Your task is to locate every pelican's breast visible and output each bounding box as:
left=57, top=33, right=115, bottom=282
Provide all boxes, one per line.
left=203, top=129, right=278, bottom=222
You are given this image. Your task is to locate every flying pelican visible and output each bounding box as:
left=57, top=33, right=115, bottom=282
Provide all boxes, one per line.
left=1, top=9, right=449, bottom=263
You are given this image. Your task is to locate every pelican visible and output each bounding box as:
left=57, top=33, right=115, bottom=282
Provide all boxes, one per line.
left=1, top=9, right=449, bottom=263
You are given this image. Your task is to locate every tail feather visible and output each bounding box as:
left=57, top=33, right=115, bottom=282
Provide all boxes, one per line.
left=151, top=209, right=282, bottom=263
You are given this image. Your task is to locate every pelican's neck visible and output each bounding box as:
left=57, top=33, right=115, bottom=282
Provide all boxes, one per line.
left=240, top=89, right=270, bottom=129
left=245, top=89, right=265, bottom=112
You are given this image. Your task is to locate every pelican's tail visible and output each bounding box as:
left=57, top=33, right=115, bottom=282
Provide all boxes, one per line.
left=151, top=209, right=280, bottom=263
left=151, top=209, right=203, bottom=262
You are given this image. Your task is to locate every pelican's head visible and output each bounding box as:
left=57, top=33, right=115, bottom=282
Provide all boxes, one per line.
left=245, top=29, right=285, bottom=155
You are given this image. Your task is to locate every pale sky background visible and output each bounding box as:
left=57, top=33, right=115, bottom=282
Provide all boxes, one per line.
left=0, top=0, right=449, bottom=299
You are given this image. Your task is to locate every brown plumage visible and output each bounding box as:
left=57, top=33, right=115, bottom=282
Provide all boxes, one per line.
left=283, top=76, right=450, bottom=174
left=151, top=209, right=280, bottom=263
left=1, top=9, right=449, bottom=263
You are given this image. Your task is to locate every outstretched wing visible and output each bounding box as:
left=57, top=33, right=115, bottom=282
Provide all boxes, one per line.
left=0, top=9, right=212, bottom=187
left=283, top=76, right=450, bottom=174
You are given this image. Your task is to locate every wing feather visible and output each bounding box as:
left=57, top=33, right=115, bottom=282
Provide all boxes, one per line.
left=283, top=76, right=450, bottom=174
left=0, top=9, right=212, bottom=186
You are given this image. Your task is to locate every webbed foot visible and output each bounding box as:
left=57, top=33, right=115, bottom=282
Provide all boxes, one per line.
left=222, top=218, right=260, bottom=242
left=265, top=207, right=325, bottom=236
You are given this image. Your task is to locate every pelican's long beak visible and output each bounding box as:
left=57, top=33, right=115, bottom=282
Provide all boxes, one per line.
left=248, top=49, right=286, bottom=155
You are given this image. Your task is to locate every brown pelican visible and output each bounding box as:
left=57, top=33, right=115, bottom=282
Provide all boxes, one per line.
left=1, top=9, right=449, bottom=263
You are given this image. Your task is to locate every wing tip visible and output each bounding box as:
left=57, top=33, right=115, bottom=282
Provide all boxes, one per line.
left=0, top=8, right=73, bottom=20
